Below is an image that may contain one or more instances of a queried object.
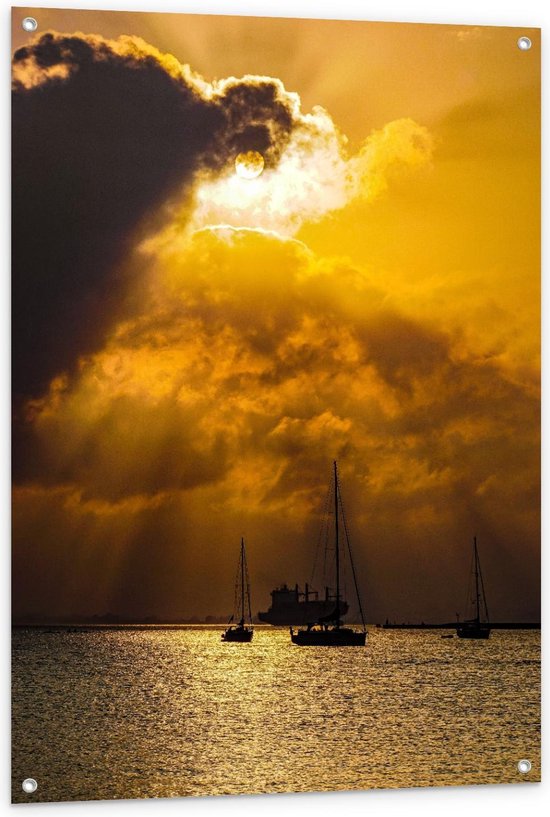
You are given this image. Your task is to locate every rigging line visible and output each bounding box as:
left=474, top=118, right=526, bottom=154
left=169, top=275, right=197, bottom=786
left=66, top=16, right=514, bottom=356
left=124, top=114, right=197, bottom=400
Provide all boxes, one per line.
left=477, top=546, right=490, bottom=623
left=310, top=480, right=331, bottom=586
left=323, top=513, right=330, bottom=582
left=464, top=547, right=475, bottom=619
left=244, top=547, right=252, bottom=624
left=241, top=540, right=245, bottom=624
left=342, top=491, right=349, bottom=592
left=338, top=493, right=348, bottom=601
left=232, top=551, right=240, bottom=623
left=338, top=480, right=367, bottom=631
left=322, top=472, right=333, bottom=584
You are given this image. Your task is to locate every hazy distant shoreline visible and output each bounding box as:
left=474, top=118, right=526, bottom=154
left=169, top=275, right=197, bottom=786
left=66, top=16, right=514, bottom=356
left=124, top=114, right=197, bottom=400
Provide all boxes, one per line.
left=11, top=620, right=541, bottom=630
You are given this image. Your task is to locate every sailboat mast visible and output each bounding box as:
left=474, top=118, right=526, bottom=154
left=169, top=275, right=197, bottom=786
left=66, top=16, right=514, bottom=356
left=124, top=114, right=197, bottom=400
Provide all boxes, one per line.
left=241, top=537, right=245, bottom=625
left=334, top=461, right=340, bottom=622
left=473, top=536, right=480, bottom=623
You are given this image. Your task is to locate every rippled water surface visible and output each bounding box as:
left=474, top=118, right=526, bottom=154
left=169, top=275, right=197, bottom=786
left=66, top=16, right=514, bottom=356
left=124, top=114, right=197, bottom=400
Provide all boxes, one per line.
left=12, top=627, right=540, bottom=802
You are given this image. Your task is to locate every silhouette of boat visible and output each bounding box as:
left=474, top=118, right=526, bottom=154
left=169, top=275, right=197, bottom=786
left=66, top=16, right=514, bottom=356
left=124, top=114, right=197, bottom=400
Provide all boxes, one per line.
left=222, top=538, right=254, bottom=643
left=258, top=583, right=348, bottom=625
left=290, top=462, right=367, bottom=647
left=456, top=536, right=491, bottom=640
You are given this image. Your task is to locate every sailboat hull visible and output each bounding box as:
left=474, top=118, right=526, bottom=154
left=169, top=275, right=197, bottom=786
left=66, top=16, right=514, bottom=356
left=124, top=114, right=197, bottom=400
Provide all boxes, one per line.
left=222, top=626, right=253, bottom=643
left=290, top=627, right=366, bottom=646
left=456, top=624, right=491, bottom=639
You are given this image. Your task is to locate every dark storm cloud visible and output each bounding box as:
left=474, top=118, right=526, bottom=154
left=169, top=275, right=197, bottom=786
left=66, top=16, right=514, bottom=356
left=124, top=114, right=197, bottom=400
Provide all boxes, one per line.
left=12, top=32, right=302, bottom=400
left=214, top=78, right=296, bottom=167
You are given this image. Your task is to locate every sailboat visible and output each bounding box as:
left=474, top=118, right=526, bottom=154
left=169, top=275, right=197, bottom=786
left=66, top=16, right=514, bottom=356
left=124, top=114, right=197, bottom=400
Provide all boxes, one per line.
left=222, top=538, right=254, bottom=643
left=290, top=461, right=367, bottom=646
left=456, top=536, right=491, bottom=640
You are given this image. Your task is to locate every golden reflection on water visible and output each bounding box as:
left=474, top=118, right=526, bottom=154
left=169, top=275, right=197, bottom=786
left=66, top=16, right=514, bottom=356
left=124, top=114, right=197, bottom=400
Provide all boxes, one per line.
left=12, top=627, right=540, bottom=802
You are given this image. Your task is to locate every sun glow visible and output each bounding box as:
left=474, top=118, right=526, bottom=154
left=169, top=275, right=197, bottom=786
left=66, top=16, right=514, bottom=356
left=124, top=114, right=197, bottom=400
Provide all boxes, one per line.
left=235, top=151, right=265, bottom=179
left=190, top=117, right=432, bottom=237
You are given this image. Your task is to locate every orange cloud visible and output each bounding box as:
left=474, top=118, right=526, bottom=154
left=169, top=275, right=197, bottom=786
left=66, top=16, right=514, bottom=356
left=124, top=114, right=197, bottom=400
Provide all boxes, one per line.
left=13, top=226, right=539, bottom=622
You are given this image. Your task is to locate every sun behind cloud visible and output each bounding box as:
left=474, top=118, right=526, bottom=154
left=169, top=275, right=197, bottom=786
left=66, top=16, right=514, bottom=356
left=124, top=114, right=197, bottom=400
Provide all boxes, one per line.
left=235, top=150, right=265, bottom=179
left=190, top=114, right=433, bottom=236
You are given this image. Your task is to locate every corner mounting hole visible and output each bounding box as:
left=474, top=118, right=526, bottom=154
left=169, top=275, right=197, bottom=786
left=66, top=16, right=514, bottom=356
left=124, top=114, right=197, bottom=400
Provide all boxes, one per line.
left=22, top=17, right=38, bottom=32
left=22, top=778, right=38, bottom=794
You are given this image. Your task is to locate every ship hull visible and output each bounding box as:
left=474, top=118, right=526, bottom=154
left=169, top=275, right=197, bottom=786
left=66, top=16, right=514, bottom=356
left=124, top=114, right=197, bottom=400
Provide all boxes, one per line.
left=259, top=599, right=348, bottom=626
left=456, top=624, right=491, bottom=640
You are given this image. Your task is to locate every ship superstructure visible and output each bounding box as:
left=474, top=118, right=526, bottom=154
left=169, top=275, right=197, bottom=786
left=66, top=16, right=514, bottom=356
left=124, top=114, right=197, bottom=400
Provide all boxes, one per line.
left=258, top=582, right=348, bottom=626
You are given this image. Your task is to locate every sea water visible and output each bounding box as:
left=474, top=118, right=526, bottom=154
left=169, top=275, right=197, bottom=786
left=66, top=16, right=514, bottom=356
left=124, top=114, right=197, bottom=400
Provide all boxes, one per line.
left=12, top=626, right=540, bottom=802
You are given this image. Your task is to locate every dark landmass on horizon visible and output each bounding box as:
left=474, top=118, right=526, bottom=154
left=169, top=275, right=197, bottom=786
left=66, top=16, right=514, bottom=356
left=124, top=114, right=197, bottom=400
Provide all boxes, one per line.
left=12, top=614, right=541, bottom=630
left=379, top=622, right=540, bottom=630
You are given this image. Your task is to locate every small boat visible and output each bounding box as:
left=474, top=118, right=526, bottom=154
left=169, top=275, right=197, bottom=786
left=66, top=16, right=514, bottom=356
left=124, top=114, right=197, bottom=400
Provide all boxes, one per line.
left=222, top=538, right=254, bottom=643
left=441, top=634, right=454, bottom=639
left=290, top=462, right=367, bottom=647
left=456, top=536, right=491, bottom=640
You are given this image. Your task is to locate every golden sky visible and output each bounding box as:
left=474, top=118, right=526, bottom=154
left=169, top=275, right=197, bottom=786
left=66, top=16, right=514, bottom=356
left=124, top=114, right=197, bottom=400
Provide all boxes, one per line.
left=12, top=9, right=540, bottom=622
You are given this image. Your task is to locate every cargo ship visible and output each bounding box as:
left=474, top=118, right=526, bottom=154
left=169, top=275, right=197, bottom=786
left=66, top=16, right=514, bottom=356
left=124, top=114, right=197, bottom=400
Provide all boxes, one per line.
left=258, top=582, right=348, bottom=626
